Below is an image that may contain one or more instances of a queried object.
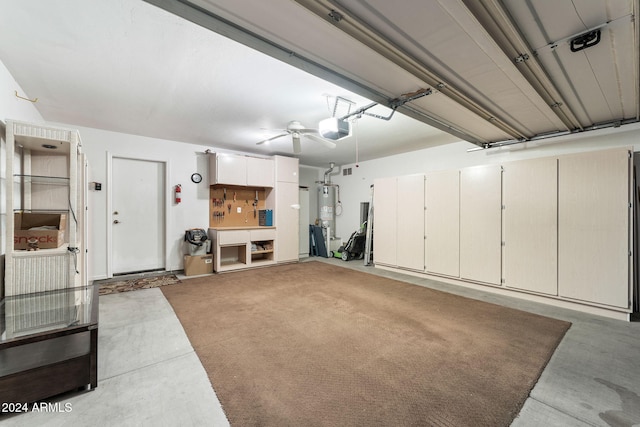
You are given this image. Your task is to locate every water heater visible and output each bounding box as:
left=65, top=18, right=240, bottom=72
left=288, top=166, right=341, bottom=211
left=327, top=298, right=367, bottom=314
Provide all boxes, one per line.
left=319, top=184, right=336, bottom=237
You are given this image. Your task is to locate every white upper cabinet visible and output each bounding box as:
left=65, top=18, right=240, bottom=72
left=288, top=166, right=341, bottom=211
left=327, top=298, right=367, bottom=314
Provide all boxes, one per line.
left=209, top=153, right=274, bottom=187
left=209, top=153, right=246, bottom=186
left=247, top=156, right=274, bottom=187
left=274, top=155, right=299, bottom=183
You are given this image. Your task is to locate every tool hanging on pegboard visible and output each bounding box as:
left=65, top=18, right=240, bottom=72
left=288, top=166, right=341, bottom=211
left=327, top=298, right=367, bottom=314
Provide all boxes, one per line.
left=209, top=185, right=265, bottom=227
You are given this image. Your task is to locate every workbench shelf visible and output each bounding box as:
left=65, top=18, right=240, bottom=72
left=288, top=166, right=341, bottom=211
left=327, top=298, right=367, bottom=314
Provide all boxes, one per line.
left=209, top=228, right=276, bottom=272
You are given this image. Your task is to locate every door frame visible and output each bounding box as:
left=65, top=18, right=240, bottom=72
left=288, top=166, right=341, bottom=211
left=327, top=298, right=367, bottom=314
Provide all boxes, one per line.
left=106, top=152, right=171, bottom=278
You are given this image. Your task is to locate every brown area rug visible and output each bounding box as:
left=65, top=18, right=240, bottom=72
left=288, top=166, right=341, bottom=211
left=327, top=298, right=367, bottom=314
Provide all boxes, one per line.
left=161, top=262, right=570, bottom=426
left=98, top=273, right=181, bottom=295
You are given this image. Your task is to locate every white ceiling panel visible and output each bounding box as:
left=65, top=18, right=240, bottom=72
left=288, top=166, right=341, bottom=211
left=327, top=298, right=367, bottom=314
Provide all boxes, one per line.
left=343, top=0, right=568, bottom=134
left=414, top=93, right=513, bottom=143
left=1, top=0, right=637, bottom=161
left=185, top=0, right=638, bottom=145
left=190, top=0, right=425, bottom=98
left=0, top=0, right=465, bottom=167
left=189, top=0, right=502, bottom=142
left=502, top=0, right=638, bottom=126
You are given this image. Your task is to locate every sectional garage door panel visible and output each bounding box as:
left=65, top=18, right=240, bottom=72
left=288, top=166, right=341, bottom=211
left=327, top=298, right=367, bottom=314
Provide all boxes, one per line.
left=503, top=157, right=558, bottom=295
left=460, top=164, right=502, bottom=285
left=558, top=148, right=630, bottom=308
left=425, top=170, right=460, bottom=277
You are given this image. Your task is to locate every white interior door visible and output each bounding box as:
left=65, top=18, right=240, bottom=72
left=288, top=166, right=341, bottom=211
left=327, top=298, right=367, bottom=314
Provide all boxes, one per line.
left=112, top=157, right=165, bottom=275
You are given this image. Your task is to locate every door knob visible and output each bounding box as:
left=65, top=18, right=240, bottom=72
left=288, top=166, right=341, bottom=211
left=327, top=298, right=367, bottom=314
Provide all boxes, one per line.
left=113, top=220, right=120, bottom=224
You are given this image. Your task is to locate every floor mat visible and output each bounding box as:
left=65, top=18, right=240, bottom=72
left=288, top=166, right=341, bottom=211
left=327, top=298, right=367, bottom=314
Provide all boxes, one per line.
left=162, top=261, right=571, bottom=427
left=98, top=273, right=181, bottom=295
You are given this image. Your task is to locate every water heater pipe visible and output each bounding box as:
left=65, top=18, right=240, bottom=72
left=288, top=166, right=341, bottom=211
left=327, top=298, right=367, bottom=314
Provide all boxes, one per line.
left=323, top=162, right=340, bottom=184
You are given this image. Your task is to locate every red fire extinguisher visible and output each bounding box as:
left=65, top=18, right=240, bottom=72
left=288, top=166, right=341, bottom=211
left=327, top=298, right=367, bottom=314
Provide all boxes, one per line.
left=175, top=184, right=182, bottom=204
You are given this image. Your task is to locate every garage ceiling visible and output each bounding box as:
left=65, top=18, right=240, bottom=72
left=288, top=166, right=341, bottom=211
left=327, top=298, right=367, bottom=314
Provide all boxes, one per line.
left=0, top=0, right=637, bottom=166
left=160, top=0, right=638, bottom=144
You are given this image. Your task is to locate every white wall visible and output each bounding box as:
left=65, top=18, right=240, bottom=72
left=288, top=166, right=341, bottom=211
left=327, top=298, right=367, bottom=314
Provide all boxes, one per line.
left=332, top=123, right=640, bottom=240
left=1, top=60, right=45, bottom=295
left=1, top=58, right=218, bottom=280
left=0, top=61, right=43, bottom=123
left=3, top=56, right=640, bottom=279
left=62, top=124, right=228, bottom=279
left=299, top=165, right=323, bottom=227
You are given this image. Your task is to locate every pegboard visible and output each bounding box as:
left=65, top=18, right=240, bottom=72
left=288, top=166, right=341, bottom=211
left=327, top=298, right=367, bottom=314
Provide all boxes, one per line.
left=209, top=185, right=268, bottom=227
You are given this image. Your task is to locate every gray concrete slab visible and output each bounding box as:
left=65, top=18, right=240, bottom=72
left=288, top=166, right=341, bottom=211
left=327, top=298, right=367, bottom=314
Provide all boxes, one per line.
left=98, top=288, right=196, bottom=380
left=512, top=399, right=592, bottom=426
left=3, top=261, right=639, bottom=426
left=0, top=352, right=229, bottom=427
left=0, top=288, right=229, bottom=427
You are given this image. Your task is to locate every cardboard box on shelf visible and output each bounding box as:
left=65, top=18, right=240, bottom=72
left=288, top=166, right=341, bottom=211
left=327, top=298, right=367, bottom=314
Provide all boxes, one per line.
left=184, top=254, right=214, bottom=276
left=14, top=213, right=67, bottom=250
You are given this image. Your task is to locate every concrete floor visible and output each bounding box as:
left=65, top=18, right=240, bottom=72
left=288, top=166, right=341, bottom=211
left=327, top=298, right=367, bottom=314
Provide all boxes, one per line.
left=1, top=258, right=639, bottom=426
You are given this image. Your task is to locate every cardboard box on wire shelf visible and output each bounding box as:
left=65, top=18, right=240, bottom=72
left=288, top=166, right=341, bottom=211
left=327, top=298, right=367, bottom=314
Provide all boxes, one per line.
left=14, top=212, right=67, bottom=250
left=184, top=254, right=214, bottom=276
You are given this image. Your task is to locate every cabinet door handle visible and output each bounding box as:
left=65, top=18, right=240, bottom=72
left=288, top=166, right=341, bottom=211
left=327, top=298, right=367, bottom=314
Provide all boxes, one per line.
left=113, top=220, right=120, bottom=224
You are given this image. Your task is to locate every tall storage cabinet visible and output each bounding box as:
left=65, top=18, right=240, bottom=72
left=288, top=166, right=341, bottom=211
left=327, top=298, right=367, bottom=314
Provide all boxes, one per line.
left=459, top=165, right=502, bottom=285
left=503, top=157, right=558, bottom=295
left=425, top=170, right=460, bottom=277
left=373, top=175, right=424, bottom=271
left=4, top=120, right=87, bottom=296
left=372, top=177, right=397, bottom=266
left=397, top=175, right=425, bottom=271
left=372, top=147, right=633, bottom=318
left=558, top=148, right=630, bottom=308
left=273, top=156, right=299, bottom=263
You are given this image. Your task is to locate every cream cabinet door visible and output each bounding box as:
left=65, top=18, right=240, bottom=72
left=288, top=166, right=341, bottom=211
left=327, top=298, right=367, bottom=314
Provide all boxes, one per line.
left=425, top=170, right=460, bottom=277
left=503, top=157, right=558, bottom=295
left=558, top=148, right=630, bottom=308
left=459, top=165, right=502, bottom=285
left=247, top=157, right=274, bottom=187
left=274, top=155, right=299, bottom=183
left=209, top=153, right=246, bottom=186
left=396, top=175, right=424, bottom=271
left=373, top=177, right=397, bottom=266
left=275, top=181, right=299, bottom=262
